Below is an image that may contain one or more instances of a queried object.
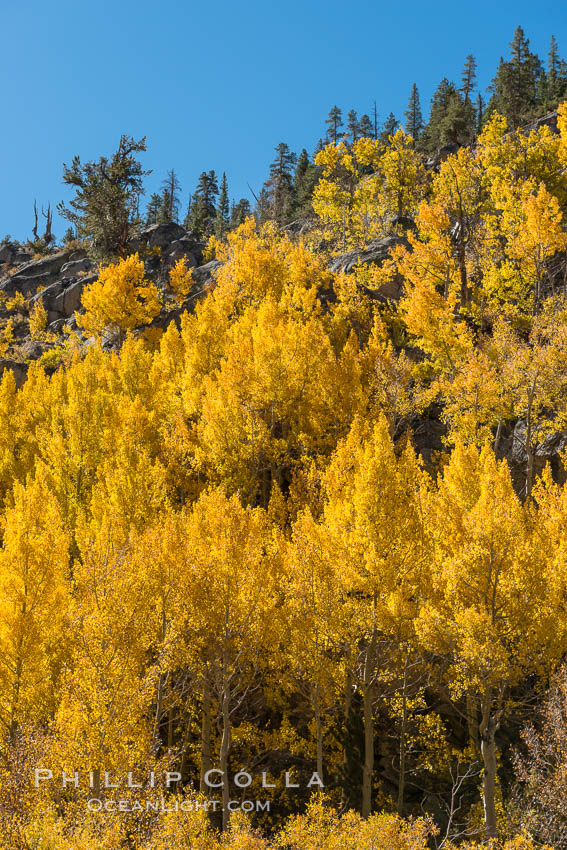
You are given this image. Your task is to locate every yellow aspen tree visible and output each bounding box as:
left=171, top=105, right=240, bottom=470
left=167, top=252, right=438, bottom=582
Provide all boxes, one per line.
left=77, top=252, right=160, bottom=343
left=54, top=520, right=155, bottom=793
left=322, top=416, right=429, bottom=817
left=378, top=128, right=427, bottom=220
left=482, top=180, right=567, bottom=318
left=195, top=298, right=344, bottom=505
left=171, top=489, right=280, bottom=829
left=494, top=303, right=567, bottom=496
left=167, top=257, right=193, bottom=303
left=0, top=470, right=70, bottom=735
left=416, top=443, right=567, bottom=840
left=431, top=147, right=485, bottom=307
left=284, top=509, right=351, bottom=784
left=396, top=207, right=475, bottom=379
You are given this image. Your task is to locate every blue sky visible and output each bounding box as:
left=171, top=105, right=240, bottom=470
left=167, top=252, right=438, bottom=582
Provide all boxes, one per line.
left=1, top=0, right=565, bottom=242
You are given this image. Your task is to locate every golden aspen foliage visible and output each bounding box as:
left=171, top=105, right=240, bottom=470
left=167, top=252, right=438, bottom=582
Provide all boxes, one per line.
left=77, top=252, right=160, bottom=343
left=167, top=257, right=193, bottom=303
left=313, top=131, right=426, bottom=252
left=284, top=509, right=351, bottom=781
left=275, top=797, right=435, bottom=850
left=482, top=180, right=567, bottom=318
left=0, top=316, right=15, bottom=356
left=322, top=416, right=429, bottom=816
left=416, top=443, right=567, bottom=839
left=194, top=297, right=355, bottom=504
left=0, top=470, right=70, bottom=733
left=378, top=128, right=427, bottom=220
left=167, top=489, right=280, bottom=827
left=53, top=531, right=155, bottom=783
left=28, top=299, right=48, bottom=340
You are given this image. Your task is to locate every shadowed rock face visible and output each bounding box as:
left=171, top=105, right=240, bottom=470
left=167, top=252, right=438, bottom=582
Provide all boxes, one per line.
left=0, top=249, right=89, bottom=298
left=328, top=235, right=409, bottom=276
left=328, top=235, right=409, bottom=301
left=0, top=359, right=28, bottom=388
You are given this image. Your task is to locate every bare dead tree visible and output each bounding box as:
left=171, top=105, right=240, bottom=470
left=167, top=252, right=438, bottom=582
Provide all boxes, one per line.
left=42, top=204, right=54, bottom=244
left=32, top=200, right=39, bottom=241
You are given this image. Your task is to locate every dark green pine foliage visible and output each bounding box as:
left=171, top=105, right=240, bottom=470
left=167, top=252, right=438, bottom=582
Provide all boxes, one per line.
left=326, top=105, right=343, bottom=144
left=215, top=172, right=230, bottom=239
left=183, top=194, right=192, bottom=231
left=347, top=110, right=359, bottom=143
left=293, top=149, right=319, bottom=219
left=230, top=198, right=251, bottom=229
left=545, top=36, right=567, bottom=110
left=188, top=171, right=219, bottom=239
left=380, top=112, right=399, bottom=142
left=404, top=83, right=424, bottom=142
left=156, top=189, right=172, bottom=224
left=58, top=135, right=149, bottom=260
left=160, top=169, right=182, bottom=223
left=424, top=78, right=474, bottom=151
left=265, top=142, right=297, bottom=227
left=358, top=114, right=374, bottom=138
left=488, top=26, right=544, bottom=126
left=255, top=186, right=272, bottom=226
left=460, top=54, right=477, bottom=105
left=145, top=192, right=163, bottom=226
left=476, top=93, right=485, bottom=134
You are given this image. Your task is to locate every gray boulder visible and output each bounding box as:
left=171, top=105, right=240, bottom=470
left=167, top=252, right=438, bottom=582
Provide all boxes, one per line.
left=59, top=257, right=93, bottom=279
left=140, top=223, right=187, bottom=250
left=0, top=249, right=77, bottom=297
left=30, top=272, right=97, bottom=320
left=329, top=235, right=409, bottom=276
left=0, top=359, right=28, bottom=389
left=191, top=259, right=222, bottom=287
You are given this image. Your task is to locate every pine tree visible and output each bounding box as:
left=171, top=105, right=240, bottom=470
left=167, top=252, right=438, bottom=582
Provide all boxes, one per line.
left=460, top=54, right=477, bottom=104
left=546, top=35, right=567, bottom=108
left=161, top=169, right=182, bottom=223
left=347, top=109, right=359, bottom=143
left=255, top=186, right=272, bottom=226
left=325, top=105, right=343, bottom=144
left=183, top=193, right=192, bottom=230
left=404, top=83, right=424, bottom=142
left=476, top=93, right=485, bottom=133
left=230, top=198, right=251, bottom=228
left=145, top=192, right=162, bottom=226
left=58, top=135, right=149, bottom=259
left=189, top=171, right=218, bottom=239
left=489, top=26, right=544, bottom=126
left=265, top=142, right=297, bottom=227
left=424, top=78, right=473, bottom=150
left=358, top=114, right=374, bottom=138
left=293, top=149, right=319, bottom=218
left=380, top=112, right=399, bottom=142
left=214, top=172, right=230, bottom=239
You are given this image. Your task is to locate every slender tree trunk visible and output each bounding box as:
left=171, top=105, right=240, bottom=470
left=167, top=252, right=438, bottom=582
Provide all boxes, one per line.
left=200, top=673, right=212, bottom=794
left=168, top=706, right=174, bottom=750
left=479, top=696, right=499, bottom=840
left=493, top=418, right=503, bottom=457
left=219, top=675, right=232, bottom=830
left=179, top=706, right=194, bottom=779
left=458, top=219, right=468, bottom=307
left=362, top=593, right=377, bottom=818
left=397, top=661, right=408, bottom=816
left=342, top=667, right=353, bottom=806
left=362, top=676, right=374, bottom=817
left=466, top=693, right=479, bottom=751
left=153, top=609, right=167, bottom=752
left=525, top=383, right=537, bottom=499
left=313, top=683, right=324, bottom=782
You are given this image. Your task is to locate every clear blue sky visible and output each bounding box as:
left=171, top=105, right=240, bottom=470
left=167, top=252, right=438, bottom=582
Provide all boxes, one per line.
left=0, top=0, right=565, bottom=242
